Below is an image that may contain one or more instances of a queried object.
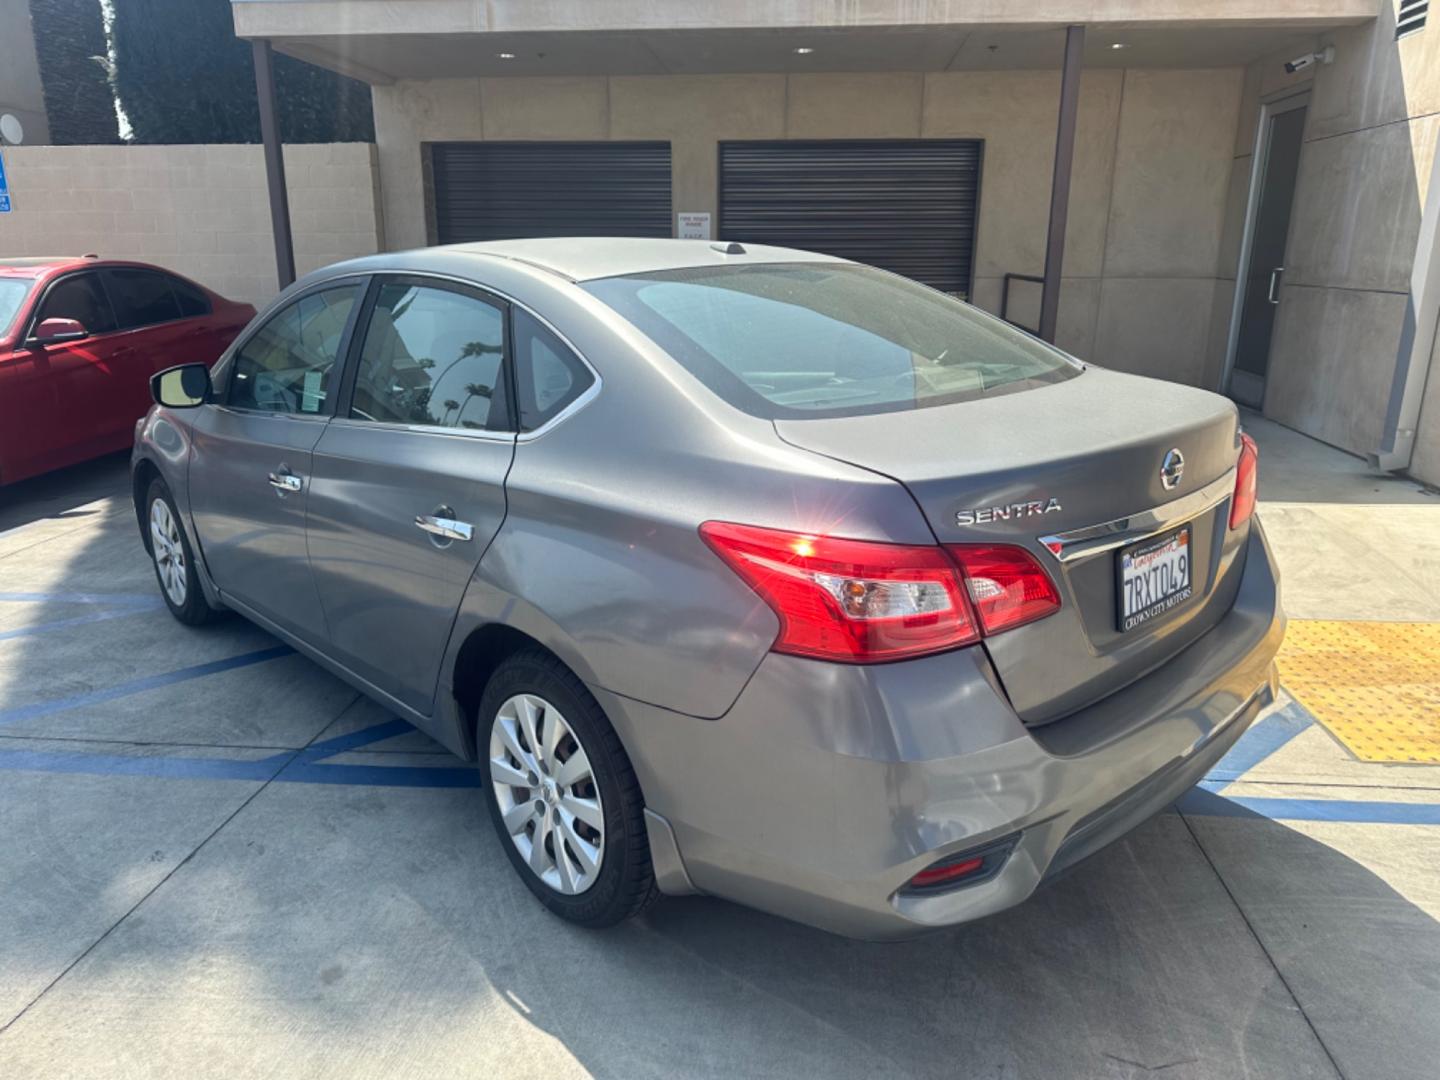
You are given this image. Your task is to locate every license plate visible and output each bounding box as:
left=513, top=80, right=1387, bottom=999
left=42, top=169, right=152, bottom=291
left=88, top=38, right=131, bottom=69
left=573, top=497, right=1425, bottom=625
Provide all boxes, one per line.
left=1117, top=526, right=1193, bottom=632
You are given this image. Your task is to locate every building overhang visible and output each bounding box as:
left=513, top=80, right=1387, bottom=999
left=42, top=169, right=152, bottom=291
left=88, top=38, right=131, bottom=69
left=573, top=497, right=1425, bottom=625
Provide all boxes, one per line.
left=229, top=0, right=1379, bottom=84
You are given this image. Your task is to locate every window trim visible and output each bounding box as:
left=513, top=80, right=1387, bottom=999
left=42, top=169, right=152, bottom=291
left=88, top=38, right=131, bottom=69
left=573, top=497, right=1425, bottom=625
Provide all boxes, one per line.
left=217, top=275, right=370, bottom=420
left=327, top=269, right=603, bottom=442
left=333, top=273, right=516, bottom=437
left=22, top=269, right=120, bottom=344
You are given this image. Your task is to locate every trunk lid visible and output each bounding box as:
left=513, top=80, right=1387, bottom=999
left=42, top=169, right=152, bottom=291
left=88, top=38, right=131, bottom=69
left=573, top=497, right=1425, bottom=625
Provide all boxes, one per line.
left=774, top=367, right=1249, bottom=723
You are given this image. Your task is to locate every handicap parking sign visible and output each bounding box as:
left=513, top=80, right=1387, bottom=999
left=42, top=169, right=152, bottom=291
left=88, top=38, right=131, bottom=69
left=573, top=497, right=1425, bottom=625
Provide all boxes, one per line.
left=0, top=148, right=10, bottom=212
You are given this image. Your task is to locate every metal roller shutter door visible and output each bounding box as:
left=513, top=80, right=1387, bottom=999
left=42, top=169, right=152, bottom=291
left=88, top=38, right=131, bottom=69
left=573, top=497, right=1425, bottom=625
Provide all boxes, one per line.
left=430, top=142, right=673, bottom=243
left=719, top=140, right=981, bottom=297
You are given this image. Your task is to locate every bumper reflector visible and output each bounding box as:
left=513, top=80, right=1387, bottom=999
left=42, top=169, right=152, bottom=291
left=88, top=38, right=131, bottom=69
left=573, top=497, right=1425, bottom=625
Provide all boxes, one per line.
left=901, top=834, right=1020, bottom=895
left=908, top=856, right=984, bottom=889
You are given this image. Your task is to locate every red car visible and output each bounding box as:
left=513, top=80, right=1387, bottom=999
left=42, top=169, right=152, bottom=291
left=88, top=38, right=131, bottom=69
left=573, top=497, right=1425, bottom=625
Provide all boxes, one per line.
left=0, top=256, right=254, bottom=485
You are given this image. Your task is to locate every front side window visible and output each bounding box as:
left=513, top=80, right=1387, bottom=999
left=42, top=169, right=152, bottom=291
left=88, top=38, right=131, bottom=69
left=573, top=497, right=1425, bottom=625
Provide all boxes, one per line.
left=513, top=308, right=593, bottom=432
left=228, top=285, right=359, bottom=414
left=583, top=263, right=1081, bottom=419
left=104, top=268, right=182, bottom=329
left=0, top=279, right=35, bottom=338
left=349, top=282, right=509, bottom=432
left=35, top=274, right=117, bottom=337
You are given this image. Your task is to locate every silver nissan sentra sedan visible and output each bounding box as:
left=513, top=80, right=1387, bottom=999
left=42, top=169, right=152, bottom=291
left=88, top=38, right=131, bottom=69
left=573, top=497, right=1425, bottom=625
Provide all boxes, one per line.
left=133, top=238, right=1283, bottom=940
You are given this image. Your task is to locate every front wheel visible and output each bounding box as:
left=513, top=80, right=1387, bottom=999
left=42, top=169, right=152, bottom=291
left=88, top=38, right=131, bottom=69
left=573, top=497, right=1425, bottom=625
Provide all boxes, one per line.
left=146, top=478, right=220, bottom=626
left=479, top=650, right=658, bottom=927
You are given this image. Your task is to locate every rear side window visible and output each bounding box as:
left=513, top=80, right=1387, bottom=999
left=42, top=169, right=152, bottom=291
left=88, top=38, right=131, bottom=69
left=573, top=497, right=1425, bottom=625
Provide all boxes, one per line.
left=349, top=281, right=510, bottom=432
left=169, top=276, right=211, bottom=318
left=35, top=274, right=117, bottom=337
left=583, top=263, right=1080, bottom=419
left=104, top=268, right=182, bottom=329
left=513, top=308, right=593, bottom=431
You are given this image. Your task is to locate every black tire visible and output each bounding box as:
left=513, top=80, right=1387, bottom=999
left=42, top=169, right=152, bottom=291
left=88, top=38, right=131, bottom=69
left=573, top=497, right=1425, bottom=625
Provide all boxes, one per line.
left=478, top=649, right=659, bottom=928
left=145, top=478, right=220, bottom=626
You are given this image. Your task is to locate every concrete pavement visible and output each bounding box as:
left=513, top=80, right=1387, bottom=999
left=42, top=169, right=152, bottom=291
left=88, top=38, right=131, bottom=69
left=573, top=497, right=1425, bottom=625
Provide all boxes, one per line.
left=0, top=425, right=1436, bottom=1080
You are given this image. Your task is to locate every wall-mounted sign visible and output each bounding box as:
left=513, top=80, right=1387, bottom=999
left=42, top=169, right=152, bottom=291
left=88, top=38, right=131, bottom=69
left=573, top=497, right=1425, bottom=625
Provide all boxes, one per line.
left=0, top=150, right=11, bottom=213
left=677, top=212, right=711, bottom=240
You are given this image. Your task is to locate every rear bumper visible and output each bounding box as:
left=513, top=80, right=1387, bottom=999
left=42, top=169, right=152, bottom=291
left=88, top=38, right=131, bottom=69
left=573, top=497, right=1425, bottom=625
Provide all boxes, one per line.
left=597, top=521, right=1285, bottom=941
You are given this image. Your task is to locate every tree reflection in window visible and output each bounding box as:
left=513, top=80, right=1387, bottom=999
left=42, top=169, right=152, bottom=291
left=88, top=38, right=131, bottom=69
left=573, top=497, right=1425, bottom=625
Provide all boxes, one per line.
left=351, top=284, right=506, bottom=430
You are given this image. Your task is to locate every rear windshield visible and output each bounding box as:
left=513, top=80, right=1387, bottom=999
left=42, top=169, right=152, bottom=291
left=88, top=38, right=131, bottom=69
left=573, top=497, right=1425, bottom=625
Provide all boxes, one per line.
left=0, top=278, right=33, bottom=338
left=583, top=263, right=1080, bottom=419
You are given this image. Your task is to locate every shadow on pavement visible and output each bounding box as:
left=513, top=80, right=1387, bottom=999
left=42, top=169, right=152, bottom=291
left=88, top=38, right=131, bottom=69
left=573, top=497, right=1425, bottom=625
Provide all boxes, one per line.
left=482, top=803, right=1438, bottom=1080
left=0, top=452, right=131, bottom=533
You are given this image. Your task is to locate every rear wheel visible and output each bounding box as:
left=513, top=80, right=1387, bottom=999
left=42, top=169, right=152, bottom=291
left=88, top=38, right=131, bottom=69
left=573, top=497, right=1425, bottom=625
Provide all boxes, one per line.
left=146, top=478, right=219, bottom=626
left=479, top=649, right=658, bottom=927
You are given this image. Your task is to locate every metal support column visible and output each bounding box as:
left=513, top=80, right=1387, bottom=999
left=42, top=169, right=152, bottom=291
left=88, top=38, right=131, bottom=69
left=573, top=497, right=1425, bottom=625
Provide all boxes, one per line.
left=1039, top=25, right=1085, bottom=344
left=252, top=39, right=296, bottom=290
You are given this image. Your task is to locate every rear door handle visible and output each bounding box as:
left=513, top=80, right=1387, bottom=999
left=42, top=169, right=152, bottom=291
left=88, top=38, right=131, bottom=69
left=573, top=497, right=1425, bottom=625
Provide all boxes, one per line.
left=1267, top=266, right=1284, bottom=304
left=415, top=513, right=474, bottom=542
left=267, top=471, right=303, bottom=493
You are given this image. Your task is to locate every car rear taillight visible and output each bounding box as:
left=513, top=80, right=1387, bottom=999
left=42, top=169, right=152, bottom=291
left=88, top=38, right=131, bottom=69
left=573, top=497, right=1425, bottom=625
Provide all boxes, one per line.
left=699, top=523, right=1062, bottom=663
left=946, top=545, right=1062, bottom=635
left=1229, top=432, right=1259, bottom=529
left=698, top=522, right=980, bottom=662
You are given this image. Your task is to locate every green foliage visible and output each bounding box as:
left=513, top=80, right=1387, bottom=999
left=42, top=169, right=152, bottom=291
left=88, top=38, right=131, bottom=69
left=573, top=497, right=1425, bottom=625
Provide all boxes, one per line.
left=27, top=0, right=120, bottom=144
left=111, top=0, right=373, bottom=144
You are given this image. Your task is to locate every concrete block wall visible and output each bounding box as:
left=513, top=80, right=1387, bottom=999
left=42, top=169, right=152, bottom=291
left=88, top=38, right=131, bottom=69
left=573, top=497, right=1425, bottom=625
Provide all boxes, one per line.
left=0, top=143, right=384, bottom=306
left=1215, top=5, right=1440, bottom=482
left=372, top=67, right=1243, bottom=380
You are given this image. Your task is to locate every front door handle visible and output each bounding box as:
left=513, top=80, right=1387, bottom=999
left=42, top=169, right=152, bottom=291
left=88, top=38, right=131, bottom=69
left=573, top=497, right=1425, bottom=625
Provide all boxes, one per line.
left=267, top=471, right=303, bottom=493
left=1267, top=266, right=1284, bottom=304
left=415, top=512, right=474, bottom=542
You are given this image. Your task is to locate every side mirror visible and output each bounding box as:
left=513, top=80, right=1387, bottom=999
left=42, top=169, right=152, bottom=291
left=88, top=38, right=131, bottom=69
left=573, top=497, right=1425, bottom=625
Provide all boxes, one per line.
left=151, top=363, right=213, bottom=409
left=31, top=317, right=88, bottom=345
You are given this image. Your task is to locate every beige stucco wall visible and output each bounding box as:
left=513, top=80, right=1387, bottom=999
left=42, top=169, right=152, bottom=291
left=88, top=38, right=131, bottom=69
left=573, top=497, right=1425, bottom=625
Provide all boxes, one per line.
left=0, top=0, right=50, bottom=146
left=373, top=67, right=1243, bottom=378
left=0, top=143, right=384, bottom=306
left=1412, top=323, right=1440, bottom=485
left=1216, top=5, right=1440, bottom=482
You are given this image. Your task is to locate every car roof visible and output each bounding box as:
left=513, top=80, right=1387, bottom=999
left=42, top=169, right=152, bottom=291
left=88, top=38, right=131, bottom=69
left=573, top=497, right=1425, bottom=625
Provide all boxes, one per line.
left=427, top=237, right=848, bottom=283
left=0, top=257, right=88, bottom=278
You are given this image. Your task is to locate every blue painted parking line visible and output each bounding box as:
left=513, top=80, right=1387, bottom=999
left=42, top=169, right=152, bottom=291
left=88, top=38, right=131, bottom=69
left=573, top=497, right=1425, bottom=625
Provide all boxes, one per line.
left=1178, top=787, right=1440, bottom=825
left=0, top=612, right=1431, bottom=821
left=0, top=718, right=466, bottom=787
left=0, top=746, right=285, bottom=783
left=0, top=645, right=294, bottom=727
left=277, top=761, right=480, bottom=788
left=1204, top=698, right=1313, bottom=784
left=0, top=590, right=163, bottom=606
left=281, top=717, right=417, bottom=761
left=0, top=604, right=166, bottom=642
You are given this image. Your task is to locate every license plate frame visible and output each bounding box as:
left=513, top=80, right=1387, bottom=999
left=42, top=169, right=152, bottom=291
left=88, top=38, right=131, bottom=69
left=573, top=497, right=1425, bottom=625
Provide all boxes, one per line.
left=1116, top=525, right=1193, bottom=632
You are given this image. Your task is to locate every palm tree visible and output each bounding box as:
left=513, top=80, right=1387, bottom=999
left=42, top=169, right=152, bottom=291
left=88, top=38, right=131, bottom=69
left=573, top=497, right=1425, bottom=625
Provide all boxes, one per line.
left=453, top=382, right=494, bottom=427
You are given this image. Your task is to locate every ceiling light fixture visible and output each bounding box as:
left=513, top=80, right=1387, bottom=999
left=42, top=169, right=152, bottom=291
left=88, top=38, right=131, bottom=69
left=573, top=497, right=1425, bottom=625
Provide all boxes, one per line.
left=1110, top=43, right=1127, bottom=50
left=793, top=46, right=815, bottom=55
left=497, top=52, right=516, bottom=60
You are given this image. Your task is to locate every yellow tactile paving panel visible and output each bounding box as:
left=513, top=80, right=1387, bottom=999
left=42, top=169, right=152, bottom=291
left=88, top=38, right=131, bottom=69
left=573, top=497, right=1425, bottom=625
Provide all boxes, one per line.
left=1277, top=620, right=1440, bottom=764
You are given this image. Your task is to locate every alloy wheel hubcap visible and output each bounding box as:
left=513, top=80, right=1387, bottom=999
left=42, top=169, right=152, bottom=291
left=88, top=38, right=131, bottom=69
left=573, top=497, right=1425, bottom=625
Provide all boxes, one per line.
left=149, top=499, right=187, bottom=607
left=489, top=693, right=605, bottom=895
